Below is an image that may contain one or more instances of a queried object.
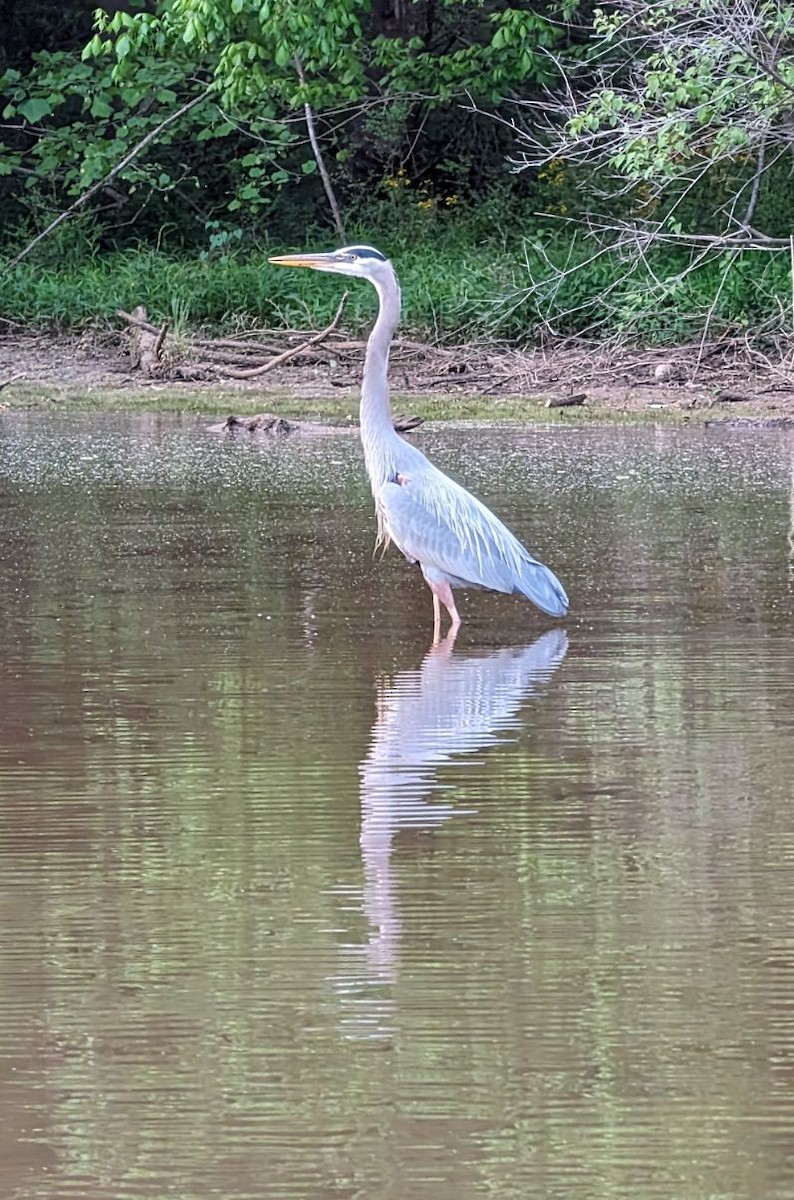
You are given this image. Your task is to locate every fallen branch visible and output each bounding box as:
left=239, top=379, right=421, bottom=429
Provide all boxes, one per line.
left=153, top=320, right=169, bottom=361
left=222, top=293, right=348, bottom=379
left=417, top=372, right=498, bottom=388
left=192, top=337, right=282, bottom=356
left=117, top=308, right=161, bottom=336
left=209, top=411, right=423, bottom=436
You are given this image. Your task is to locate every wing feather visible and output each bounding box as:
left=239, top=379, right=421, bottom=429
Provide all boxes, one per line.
left=378, top=465, right=568, bottom=617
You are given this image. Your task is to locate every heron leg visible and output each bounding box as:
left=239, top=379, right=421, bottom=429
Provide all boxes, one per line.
left=427, top=577, right=461, bottom=642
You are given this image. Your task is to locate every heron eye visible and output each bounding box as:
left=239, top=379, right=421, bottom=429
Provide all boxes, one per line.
left=348, top=252, right=358, bottom=261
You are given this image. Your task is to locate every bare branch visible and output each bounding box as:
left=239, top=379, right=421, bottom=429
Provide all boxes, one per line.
left=294, top=57, right=347, bottom=243
left=223, top=292, right=348, bottom=379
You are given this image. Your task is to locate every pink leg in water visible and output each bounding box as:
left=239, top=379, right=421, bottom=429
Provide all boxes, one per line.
left=428, top=577, right=461, bottom=643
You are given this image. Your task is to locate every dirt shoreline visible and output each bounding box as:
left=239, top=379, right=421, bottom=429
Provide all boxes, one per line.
left=2, top=331, right=794, bottom=424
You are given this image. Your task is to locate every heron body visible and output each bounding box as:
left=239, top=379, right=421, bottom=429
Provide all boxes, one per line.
left=269, top=244, right=569, bottom=637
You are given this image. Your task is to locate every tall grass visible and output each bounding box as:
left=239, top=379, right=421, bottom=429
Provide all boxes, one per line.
left=0, top=206, right=790, bottom=345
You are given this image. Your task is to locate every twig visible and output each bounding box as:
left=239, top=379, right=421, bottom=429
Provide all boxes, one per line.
left=416, top=372, right=496, bottom=388
left=6, top=86, right=212, bottom=270
left=694, top=248, right=739, bottom=379
left=741, top=137, right=766, bottom=229
left=0, top=374, right=22, bottom=390
left=193, top=337, right=282, bottom=355
left=223, top=293, right=348, bottom=379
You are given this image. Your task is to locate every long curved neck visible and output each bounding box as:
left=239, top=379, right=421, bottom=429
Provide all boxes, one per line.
left=361, top=268, right=403, bottom=491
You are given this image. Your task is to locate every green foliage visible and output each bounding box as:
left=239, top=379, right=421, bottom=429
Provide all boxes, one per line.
left=91, top=0, right=563, bottom=110
left=1, top=204, right=789, bottom=346
left=1, top=50, right=212, bottom=192
left=565, top=1, right=794, bottom=187
left=0, top=0, right=572, bottom=247
left=6, top=0, right=787, bottom=347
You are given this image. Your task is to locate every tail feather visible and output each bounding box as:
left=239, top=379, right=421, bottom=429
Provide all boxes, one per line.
left=513, top=558, right=569, bottom=618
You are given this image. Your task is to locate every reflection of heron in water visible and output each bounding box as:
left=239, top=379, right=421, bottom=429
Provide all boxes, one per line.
left=359, top=628, right=568, bottom=986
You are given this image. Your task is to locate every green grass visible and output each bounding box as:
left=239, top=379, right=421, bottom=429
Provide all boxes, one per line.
left=0, top=233, right=515, bottom=341
left=1, top=204, right=791, bottom=344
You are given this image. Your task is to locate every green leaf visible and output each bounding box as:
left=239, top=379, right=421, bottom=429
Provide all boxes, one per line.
left=90, top=96, right=113, bottom=118
left=81, top=34, right=103, bottom=61
left=18, top=97, right=52, bottom=123
left=301, top=159, right=317, bottom=174
left=116, top=33, right=131, bottom=59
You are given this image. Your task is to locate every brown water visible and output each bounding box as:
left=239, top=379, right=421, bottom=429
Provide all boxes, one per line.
left=1, top=412, right=793, bottom=1200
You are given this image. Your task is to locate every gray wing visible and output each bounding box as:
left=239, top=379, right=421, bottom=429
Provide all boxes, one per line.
left=378, top=465, right=568, bottom=617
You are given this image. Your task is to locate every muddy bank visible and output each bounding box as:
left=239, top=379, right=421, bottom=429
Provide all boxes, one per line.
left=2, top=330, right=793, bottom=424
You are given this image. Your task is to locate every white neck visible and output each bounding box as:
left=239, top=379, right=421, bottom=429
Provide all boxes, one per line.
left=360, top=268, right=403, bottom=493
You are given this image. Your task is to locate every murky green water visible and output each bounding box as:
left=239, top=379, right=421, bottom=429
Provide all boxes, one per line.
left=1, top=412, right=793, bottom=1200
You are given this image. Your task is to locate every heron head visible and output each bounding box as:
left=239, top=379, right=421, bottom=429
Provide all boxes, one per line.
left=268, top=244, right=391, bottom=281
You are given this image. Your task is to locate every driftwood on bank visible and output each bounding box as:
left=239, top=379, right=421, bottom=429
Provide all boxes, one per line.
left=221, top=293, right=348, bottom=379
left=113, top=301, right=794, bottom=410
left=212, top=414, right=298, bottom=436
left=114, top=299, right=514, bottom=389
left=118, top=306, right=169, bottom=377
left=713, top=389, right=754, bottom=404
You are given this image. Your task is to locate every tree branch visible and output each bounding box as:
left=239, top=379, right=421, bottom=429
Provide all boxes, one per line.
left=5, top=85, right=213, bottom=271
left=294, top=57, right=347, bottom=243
left=741, top=136, right=767, bottom=230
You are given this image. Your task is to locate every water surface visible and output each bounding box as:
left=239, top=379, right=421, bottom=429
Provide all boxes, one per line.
left=1, top=413, right=793, bottom=1199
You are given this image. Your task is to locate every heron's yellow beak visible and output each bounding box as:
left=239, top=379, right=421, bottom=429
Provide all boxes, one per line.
left=268, top=252, right=335, bottom=270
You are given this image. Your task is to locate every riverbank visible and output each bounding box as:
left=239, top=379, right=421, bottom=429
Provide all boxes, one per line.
left=1, top=331, right=793, bottom=424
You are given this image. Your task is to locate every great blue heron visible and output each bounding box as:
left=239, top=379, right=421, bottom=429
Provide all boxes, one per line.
left=269, top=244, right=569, bottom=638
